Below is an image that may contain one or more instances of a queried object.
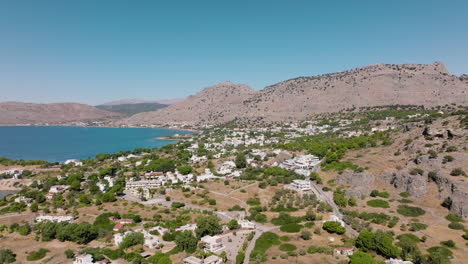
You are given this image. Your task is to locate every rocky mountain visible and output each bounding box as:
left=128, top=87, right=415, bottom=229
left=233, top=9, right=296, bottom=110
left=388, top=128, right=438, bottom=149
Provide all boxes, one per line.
left=121, top=62, right=468, bottom=126
left=0, top=102, right=121, bottom=125
left=96, top=102, right=169, bottom=116
left=118, top=82, right=258, bottom=125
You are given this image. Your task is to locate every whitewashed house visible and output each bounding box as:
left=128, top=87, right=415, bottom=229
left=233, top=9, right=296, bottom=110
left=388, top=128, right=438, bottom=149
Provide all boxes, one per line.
left=201, top=235, right=225, bottom=253
left=73, top=254, right=94, bottom=264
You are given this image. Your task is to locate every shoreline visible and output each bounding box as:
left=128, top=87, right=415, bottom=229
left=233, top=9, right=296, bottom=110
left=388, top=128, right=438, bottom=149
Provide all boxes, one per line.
left=0, top=124, right=200, bottom=134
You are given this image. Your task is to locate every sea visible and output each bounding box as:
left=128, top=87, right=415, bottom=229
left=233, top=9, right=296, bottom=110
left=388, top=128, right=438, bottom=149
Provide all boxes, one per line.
left=0, top=126, right=192, bottom=162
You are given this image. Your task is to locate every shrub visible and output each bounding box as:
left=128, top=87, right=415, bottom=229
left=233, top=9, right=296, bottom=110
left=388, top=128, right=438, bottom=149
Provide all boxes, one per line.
left=448, top=222, right=464, bottom=230
left=409, top=168, right=424, bottom=176
left=65, top=249, right=74, bottom=259
left=446, top=214, right=464, bottom=222
left=440, top=240, right=456, bottom=248
left=399, top=192, right=410, bottom=198
left=280, top=223, right=303, bottom=233
left=450, top=168, right=466, bottom=176
left=442, top=155, right=454, bottom=163
left=398, top=199, right=413, bottom=204
left=409, top=223, right=428, bottom=231
left=367, top=199, right=390, bottom=208
left=279, top=235, right=290, bottom=242
left=26, top=248, right=48, bottom=261
left=0, top=249, right=16, bottom=263
left=279, top=243, right=297, bottom=252
left=300, top=230, right=311, bottom=240
left=322, top=221, right=346, bottom=234
left=397, top=205, right=426, bottom=217
left=349, top=251, right=377, bottom=264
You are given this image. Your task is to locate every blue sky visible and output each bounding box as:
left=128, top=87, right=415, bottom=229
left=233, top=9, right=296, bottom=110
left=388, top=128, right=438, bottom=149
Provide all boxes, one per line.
left=0, top=0, right=467, bottom=105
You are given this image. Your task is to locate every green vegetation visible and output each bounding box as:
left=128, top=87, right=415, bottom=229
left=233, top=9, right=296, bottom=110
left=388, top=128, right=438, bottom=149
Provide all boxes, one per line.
left=397, top=205, right=426, bottom=217
left=450, top=167, right=466, bottom=176
left=349, top=251, right=378, bottom=264
left=367, top=199, right=390, bottom=208
left=0, top=249, right=16, bottom=264
left=119, top=232, right=144, bottom=249
left=26, top=248, right=48, bottom=261
left=409, top=223, right=428, bottom=231
left=322, top=221, right=346, bottom=234
left=279, top=243, right=297, bottom=252
left=355, top=230, right=399, bottom=258
left=399, top=192, right=410, bottom=198
left=279, top=223, right=303, bottom=233
left=448, top=221, right=464, bottom=230
left=250, top=232, right=280, bottom=262
left=370, top=190, right=390, bottom=198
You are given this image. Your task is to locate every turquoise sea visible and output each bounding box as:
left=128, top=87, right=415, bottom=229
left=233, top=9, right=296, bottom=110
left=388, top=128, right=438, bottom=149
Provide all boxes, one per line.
left=0, top=126, right=192, bottom=162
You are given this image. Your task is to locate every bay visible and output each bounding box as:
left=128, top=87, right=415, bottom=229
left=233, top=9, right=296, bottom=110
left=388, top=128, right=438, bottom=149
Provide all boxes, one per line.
left=0, top=126, right=192, bottom=162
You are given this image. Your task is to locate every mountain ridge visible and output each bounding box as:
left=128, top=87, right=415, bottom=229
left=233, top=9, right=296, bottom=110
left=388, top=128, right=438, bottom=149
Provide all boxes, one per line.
left=120, top=61, right=468, bottom=126
left=0, top=102, right=121, bottom=125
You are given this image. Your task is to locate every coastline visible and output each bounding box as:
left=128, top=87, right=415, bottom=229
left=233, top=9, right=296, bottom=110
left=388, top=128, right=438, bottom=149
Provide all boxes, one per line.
left=0, top=123, right=200, bottom=134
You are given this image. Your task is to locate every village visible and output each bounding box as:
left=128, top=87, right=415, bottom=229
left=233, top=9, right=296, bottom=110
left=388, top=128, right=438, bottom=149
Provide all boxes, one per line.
left=0, top=108, right=466, bottom=264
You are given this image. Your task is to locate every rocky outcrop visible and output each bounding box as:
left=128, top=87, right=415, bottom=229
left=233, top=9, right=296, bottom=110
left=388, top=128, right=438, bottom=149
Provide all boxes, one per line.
left=336, top=171, right=375, bottom=199
left=0, top=102, right=121, bottom=125
left=432, top=173, right=468, bottom=219
left=381, top=171, right=428, bottom=198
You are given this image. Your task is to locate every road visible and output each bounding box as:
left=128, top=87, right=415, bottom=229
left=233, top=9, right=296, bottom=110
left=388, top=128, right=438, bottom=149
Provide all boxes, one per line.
left=242, top=224, right=278, bottom=264
left=309, top=179, right=359, bottom=237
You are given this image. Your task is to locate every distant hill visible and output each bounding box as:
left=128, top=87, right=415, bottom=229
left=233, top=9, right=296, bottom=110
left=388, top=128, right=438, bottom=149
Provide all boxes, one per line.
left=119, top=62, right=468, bottom=126
left=100, top=98, right=185, bottom=106
left=95, top=102, right=169, bottom=116
left=0, top=102, right=120, bottom=125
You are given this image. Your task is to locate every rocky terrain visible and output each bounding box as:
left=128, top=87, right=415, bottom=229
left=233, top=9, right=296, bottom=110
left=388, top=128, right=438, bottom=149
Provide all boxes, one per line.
left=0, top=102, right=121, bottom=125
left=336, top=115, right=468, bottom=219
left=117, top=81, right=258, bottom=125
left=121, top=62, right=468, bottom=126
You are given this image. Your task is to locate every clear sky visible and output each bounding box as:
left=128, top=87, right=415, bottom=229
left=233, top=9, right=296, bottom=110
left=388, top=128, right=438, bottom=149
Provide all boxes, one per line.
left=1, top=0, right=467, bottom=105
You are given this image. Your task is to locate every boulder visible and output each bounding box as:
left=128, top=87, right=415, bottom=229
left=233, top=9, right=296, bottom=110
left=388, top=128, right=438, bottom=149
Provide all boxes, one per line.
left=336, top=171, right=374, bottom=199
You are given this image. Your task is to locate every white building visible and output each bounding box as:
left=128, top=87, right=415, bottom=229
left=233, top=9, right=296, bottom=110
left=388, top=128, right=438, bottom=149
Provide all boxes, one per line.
left=238, top=220, right=256, bottom=229
left=175, top=223, right=197, bottom=232
left=334, top=247, right=354, bottom=256
left=184, top=255, right=223, bottom=264
left=14, top=196, right=33, bottom=205
left=64, top=159, right=83, bottom=166
left=117, top=156, right=128, bottom=162
left=36, top=215, right=74, bottom=223
left=216, top=161, right=236, bottom=175
left=201, top=235, right=225, bottom=253
left=280, top=154, right=321, bottom=171
left=326, top=215, right=345, bottom=227
left=385, top=259, right=413, bottom=264
left=290, top=180, right=312, bottom=191
left=0, top=169, right=23, bottom=179
left=73, top=254, right=94, bottom=264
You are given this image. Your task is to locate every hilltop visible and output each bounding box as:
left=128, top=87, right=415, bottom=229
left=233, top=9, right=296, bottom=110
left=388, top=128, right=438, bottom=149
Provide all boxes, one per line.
left=0, top=102, right=120, bottom=125
left=120, top=62, right=468, bottom=126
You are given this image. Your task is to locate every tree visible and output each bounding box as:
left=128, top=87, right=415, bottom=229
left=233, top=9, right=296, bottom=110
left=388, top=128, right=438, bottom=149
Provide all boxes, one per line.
left=120, top=232, right=144, bottom=249
left=175, top=230, right=198, bottom=252
left=375, top=232, right=399, bottom=258
left=227, top=219, right=240, bottom=230
left=305, top=210, right=316, bottom=221
left=300, top=230, right=311, bottom=240
left=356, top=231, right=376, bottom=252
left=0, top=249, right=16, bottom=264
left=235, top=154, right=247, bottom=169
left=195, top=215, right=222, bottom=238
left=30, top=202, right=39, bottom=212
left=322, top=221, right=346, bottom=235
left=349, top=251, right=376, bottom=264
left=177, top=166, right=192, bottom=175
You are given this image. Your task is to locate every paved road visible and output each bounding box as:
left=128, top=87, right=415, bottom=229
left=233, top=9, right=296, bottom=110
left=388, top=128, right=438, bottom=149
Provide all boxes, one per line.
left=309, top=179, right=359, bottom=237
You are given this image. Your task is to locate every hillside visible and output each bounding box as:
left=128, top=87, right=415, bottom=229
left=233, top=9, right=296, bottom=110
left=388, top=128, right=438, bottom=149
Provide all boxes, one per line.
left=118, top=81, right=258, bottom=125
left=121, top=62, right=468, bottom=126
left=95, top=102, right=168, bottom=116
left=0, top=102, right=121, bottom=125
